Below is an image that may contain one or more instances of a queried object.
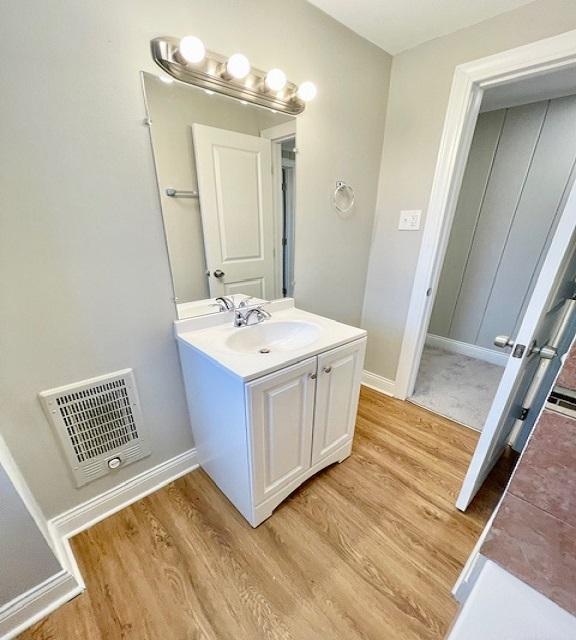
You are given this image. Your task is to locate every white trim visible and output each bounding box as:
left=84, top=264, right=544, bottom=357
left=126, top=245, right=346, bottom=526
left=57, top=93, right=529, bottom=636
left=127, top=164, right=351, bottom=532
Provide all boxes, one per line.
left=394, top=29, right=576, bottom=401
left=260, top=120, right=297, bottom=142
left=426, top=334, right=508, bottom=367
left=1, top=447, right=198, bottom=638
left=0, top=570, right=81, bottom=640
left=0, top=436, right=83, bottom=640
left=452, top=507, right=498, bottom=603
left=48, top=448, right=198, bottom=582
left=362, top=370, right=396, bottom=396
left=0, top=433, right=53, bottom=555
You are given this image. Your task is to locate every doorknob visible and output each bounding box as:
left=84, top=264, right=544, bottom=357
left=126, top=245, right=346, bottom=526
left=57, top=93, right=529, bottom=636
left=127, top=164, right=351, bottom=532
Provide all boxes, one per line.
left=494, top=335, right=514, bottom=349
left=529, top=343, right=557, bottom=360
left=213, top=269, right=225, bottom=279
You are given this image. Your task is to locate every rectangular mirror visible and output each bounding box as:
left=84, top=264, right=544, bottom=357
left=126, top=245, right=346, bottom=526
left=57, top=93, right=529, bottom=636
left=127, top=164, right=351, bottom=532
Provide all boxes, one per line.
left=141, top=72, right=297, bottom=319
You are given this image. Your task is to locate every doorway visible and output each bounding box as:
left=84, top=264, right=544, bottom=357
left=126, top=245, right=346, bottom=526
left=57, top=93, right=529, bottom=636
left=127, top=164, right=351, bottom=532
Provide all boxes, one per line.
left=261, top=121, right=297, bottom=300
left=281, top=138, right=296, bottom=297
left=392, top=31, right=576, bottom=510
left=411, top=95, right=576, bottom=431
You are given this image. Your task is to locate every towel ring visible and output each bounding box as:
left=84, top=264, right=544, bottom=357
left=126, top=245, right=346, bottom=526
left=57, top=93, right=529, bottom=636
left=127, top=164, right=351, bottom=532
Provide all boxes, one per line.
left=333, top=181, right=355, bottom=217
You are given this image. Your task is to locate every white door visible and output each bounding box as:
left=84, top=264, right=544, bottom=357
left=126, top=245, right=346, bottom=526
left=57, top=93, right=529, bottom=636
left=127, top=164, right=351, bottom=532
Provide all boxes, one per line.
left=457, top=180, right=576, bottom=510
left=193, top=123, right=276, bottom=299
left=311, top=339, right=366, bottom=464
left=247, top=357, right=316, bottom=504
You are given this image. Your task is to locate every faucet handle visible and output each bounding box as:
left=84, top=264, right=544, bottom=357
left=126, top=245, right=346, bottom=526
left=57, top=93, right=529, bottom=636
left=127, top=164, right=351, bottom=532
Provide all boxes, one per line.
left=215, top=296, right=235, bottom=311
left=238, top=296, right=255, bottom=308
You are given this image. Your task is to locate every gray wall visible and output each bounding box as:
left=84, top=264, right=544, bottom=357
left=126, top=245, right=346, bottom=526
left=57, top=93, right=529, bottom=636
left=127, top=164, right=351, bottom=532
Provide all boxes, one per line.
left=0, top=463, right=61, bottom=606
left=0, top=0, right=391, bottom=517
left=430, top=95, right=576, bottom=350
left=144, top=74, right=291, bottom=304
left=362, top=0, right=576, bottom=380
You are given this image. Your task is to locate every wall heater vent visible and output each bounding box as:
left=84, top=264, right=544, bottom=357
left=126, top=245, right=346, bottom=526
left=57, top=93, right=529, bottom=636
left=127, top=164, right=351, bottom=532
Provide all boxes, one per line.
left=39, top=369, right=150, bottom=487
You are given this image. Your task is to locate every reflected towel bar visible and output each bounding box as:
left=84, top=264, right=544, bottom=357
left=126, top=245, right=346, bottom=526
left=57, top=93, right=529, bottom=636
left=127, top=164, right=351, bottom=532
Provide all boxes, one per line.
left=165, top=188, right=199, bottom=198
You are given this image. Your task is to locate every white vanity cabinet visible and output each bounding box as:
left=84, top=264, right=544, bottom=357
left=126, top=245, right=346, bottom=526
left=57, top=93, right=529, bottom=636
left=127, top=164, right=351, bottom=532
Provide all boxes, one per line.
left=248, top=340, right=366, bottom=512
left=248, top=357, right=317, bottom=506
left=178, top=329, right=366, bottom=527
left=312, top=341, right=366, bottom=463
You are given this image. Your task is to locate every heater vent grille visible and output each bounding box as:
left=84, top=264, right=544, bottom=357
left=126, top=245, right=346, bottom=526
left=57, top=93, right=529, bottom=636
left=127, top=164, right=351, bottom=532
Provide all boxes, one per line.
left=56, top=378, right=138, bottom=463
left=40, top=369, right=150, bottom=487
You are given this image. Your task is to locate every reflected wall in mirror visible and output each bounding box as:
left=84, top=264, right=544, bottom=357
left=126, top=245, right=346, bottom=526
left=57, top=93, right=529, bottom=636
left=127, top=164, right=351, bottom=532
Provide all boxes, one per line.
left=142, top=72, right=297, bottom=319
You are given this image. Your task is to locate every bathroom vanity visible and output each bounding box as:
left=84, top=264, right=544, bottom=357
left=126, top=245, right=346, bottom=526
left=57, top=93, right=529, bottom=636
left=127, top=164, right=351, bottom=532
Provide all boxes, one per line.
left=175, top=298, right=366, bottom=526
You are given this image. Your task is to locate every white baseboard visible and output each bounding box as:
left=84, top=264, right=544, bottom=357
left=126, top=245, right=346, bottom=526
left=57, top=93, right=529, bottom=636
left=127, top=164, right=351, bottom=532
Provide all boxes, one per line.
left=362, top=370, right=396, bottom=396
left=426, top=334, right=508, bottom=367
left=49, top=447, right=198, bottom=582
left=0, top=570, right=82, bottom=640
left=0, top=446, right=201, bottom=639
left=50, top=448, right=198, bottom=540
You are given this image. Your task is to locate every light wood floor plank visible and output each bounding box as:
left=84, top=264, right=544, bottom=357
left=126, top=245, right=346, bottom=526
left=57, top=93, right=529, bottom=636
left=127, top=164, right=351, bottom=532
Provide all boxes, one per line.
left=18, top=388, right=515, bottom=639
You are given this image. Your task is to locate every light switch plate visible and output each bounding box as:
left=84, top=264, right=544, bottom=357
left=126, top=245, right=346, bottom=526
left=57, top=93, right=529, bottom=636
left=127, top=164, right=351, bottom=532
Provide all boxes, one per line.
left=399, top=209, right=421, bottom=230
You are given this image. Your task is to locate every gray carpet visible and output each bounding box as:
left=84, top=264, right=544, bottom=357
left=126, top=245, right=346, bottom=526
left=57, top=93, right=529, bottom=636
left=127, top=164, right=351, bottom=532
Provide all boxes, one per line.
left=410, top=346, right=505, bottom=431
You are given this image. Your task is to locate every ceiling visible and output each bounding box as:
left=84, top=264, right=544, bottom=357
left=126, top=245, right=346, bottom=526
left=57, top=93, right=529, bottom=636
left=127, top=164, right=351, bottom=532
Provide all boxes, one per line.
left=307, top=0, right=535, bottom=54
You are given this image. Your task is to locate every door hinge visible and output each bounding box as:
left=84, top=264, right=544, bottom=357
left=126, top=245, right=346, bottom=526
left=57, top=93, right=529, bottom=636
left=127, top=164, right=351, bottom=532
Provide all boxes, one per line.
left=512, top=343, right=526, bottom=358
left=519, top=407, right=530, bottom=421
left=282, top=237, right=287, bottom=246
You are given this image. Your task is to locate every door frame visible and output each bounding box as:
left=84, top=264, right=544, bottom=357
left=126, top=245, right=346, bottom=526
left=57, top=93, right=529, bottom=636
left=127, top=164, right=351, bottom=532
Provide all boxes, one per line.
left=261, top=121, right=297, bottom=298
left=394, top=29, right=576, bottom=400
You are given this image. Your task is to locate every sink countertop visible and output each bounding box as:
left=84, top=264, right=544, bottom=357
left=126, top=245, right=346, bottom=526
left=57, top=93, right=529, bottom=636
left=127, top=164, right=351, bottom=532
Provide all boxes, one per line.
left=175, top=299, right=366, bottom=381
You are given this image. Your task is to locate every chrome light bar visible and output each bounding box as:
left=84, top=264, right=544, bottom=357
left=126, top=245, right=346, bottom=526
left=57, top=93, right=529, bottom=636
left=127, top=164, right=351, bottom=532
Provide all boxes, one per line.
left=150, top=37, right=306, bottom=115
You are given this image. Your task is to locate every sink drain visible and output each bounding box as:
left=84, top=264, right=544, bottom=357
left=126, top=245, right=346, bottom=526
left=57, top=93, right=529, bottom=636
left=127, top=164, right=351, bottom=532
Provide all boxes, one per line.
left=259, top=347, right=271, bottom=354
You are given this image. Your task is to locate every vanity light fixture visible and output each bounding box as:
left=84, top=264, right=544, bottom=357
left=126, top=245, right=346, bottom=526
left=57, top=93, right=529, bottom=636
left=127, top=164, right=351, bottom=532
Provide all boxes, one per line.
left=150, top=36, right=315, bottom=115
left=297, top=81, right=317, bottom=102
left=265, top=68, right=287, bottom=92
left=179, top=35, right=206, bottom=64
left=226, top=53, right=251, bottom=80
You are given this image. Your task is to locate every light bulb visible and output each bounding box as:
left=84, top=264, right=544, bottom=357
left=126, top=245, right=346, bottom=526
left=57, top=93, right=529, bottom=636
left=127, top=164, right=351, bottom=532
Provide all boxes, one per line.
left=159, top=74, right=174, bottom=84
left=265, top=68, right=287, bottom=92
left=297, top=81, right=317, bottom=102
left=226, top=53, right=251, bottom=80
left=179, top=36, right=206, bottom=64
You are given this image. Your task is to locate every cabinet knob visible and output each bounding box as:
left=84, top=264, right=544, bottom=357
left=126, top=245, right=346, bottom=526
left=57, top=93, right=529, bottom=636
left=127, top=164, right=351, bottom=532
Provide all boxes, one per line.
left=323, top=366, right=332, bottom=374
left=309, top=373, right=317, bottom=379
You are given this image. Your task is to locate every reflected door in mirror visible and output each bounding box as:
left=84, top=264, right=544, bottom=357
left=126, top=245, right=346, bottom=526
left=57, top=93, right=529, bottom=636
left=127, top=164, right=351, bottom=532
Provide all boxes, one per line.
left=193, top=124, right=276, bottom=300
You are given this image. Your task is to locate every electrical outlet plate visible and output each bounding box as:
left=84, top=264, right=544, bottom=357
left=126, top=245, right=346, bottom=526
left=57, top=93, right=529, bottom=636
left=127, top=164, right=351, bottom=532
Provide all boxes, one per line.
left=399, top=210, right=422, bottom=231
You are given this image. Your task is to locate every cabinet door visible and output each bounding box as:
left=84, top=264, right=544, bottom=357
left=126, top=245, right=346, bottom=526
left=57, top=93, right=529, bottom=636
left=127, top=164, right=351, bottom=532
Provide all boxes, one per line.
left=312, top=339, right=366, bottom=464
left=247, top=357, right=317, bottom=504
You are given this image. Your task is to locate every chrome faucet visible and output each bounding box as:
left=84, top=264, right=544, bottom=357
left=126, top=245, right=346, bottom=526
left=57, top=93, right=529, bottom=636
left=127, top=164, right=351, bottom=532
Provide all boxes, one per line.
left=238, top=296, right=255, bottom=308
left=234, top=305, right=271, bottom=327
left=214, top=296, right=235, bottom=312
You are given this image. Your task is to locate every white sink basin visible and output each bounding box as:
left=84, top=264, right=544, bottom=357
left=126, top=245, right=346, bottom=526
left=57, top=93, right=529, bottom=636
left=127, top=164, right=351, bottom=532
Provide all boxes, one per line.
left=224, top=321, right=321, bottom=354
left=176, top=300, right=367, bottom=380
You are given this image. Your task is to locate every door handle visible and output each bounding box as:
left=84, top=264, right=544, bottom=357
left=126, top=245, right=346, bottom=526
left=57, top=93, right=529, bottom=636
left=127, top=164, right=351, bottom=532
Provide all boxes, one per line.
left=323, top=366, right=332, bottom=374
left=213, top=269, right=225, bottom=279
left=529, top=343, right=557, bottom=360
left=494, top=335, right=514, bottom=349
